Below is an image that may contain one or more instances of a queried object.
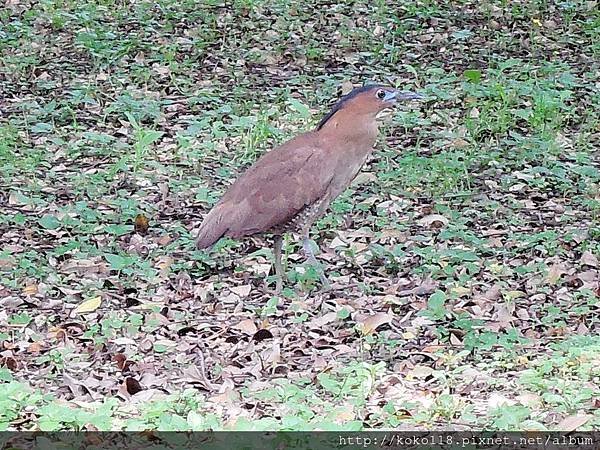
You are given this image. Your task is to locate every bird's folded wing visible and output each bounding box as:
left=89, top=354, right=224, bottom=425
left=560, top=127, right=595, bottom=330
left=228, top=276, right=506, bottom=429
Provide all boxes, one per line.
left=216, top=135, right=334, bottom=237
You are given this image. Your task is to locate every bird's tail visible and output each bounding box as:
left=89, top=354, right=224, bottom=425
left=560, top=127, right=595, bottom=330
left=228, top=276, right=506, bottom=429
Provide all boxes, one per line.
left=195, top=204, right=228, bottom=249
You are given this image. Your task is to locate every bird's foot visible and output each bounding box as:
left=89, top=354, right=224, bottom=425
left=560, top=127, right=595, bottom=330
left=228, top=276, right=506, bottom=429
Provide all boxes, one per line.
left=302, top=237, right=330, bottom=290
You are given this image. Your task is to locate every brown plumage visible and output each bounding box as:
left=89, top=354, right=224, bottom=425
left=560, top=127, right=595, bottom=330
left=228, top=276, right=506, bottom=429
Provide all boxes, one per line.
left=196, top=85, right=422, bottom=291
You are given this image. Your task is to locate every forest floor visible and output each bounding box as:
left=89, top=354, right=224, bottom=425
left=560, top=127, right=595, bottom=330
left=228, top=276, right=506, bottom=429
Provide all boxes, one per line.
left=1, top=0, right=599, bottom=431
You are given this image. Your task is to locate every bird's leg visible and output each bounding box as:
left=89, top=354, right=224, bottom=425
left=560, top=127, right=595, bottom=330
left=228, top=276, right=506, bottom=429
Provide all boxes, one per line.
left=273, top=234, right=284, bottom=293
left=301, top=234, right=330, bottom=289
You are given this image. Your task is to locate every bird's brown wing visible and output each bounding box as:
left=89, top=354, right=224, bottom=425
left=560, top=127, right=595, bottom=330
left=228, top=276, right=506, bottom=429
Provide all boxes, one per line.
left=196, top=132, right=333, bottom=248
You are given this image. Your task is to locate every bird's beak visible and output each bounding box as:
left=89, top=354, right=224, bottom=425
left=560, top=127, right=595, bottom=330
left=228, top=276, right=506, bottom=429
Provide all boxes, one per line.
left=383, top=90, right=399, bottom=103
left=395, top=91, right=424, bottom=101
left=383, top=90, right=423, bottom=105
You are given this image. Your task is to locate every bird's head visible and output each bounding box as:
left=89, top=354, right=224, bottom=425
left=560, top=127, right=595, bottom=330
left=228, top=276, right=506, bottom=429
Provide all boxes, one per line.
left=316, top=85, right=422, bottom=131
left=354, top=85, right=423, bottom=112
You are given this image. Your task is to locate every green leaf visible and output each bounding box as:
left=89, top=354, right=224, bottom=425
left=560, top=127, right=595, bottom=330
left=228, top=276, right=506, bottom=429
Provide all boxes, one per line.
left=39, top=214, right=61, bottom=230
left=139, top=130, right=163, bottom=147
left=38, top=420, right=61, bottom=431
left=266, top=296, right=279, bottom=309
left=463, top=69, right=482, bottom=83
left=0, top=368, right=13, bottom=382
left=452, top=29, right=473, bottom=40
left=287, top=98, right=311, bottom=118
left=31, top=122, right=54, bottom=133
left=337, top=308, right=350, bottom=319
left=153, top=343, right=168, bottom=353
left=104, top=224, right=132, bottom=236
left=104, top=253, right=131, bottom=271
left=424, top=290, right=447, bottom=320
left=9, top=191, right=32, bottom=206
left=10, top=313, right=32, bottom=325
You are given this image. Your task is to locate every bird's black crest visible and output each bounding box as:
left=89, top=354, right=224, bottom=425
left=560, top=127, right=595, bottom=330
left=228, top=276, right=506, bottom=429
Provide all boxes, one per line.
left=315, top=84, right=384, bottom=131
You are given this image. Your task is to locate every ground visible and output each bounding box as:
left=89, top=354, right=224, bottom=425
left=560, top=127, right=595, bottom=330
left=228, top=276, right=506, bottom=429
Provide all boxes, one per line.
left=0, top=0, right=599, bottom=431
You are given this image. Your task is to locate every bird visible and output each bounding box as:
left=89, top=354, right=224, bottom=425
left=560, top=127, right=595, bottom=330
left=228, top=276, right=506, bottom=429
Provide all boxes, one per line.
left=195, top=84, right=422, bottom=292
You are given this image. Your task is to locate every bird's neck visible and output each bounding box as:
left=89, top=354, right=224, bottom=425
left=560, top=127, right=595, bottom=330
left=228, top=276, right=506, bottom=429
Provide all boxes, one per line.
left=317, top=109, right=379, bottom=149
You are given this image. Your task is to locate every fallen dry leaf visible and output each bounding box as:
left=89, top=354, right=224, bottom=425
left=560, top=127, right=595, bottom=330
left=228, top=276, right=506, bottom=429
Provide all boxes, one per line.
left=124, top=377, right=143, bottom=395
left=230, top=284, right=252, bottom=297
left=134, top=214, right=149, bottom=234
left=74, top=296, right=102, bottom=314
left=418, top=214, right=449, bottom=228
left=359, top=312, right=393, bottom=335
left=580, top=251, right=598, bottom=267
left=450, top=333, right=462, bottom=346
left=555, top=414, right=591, bottom=431
left=156, top=256, right=174, bottom=277
left=22, top=284, right=38, bottom=296
left=235, top=319, right=258, bottom=335
left=488, top=393, right=516, bottom=409
left=516, top=393, right=542, bottom=408
left=408, top=365, right=434, bottom=379
left=341, top=80, right=354, bottom=95
left=546, top=263, right=567, bottom=284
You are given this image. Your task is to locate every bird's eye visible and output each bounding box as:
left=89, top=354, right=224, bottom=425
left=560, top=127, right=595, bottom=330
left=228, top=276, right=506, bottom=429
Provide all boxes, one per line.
left=376, top=90, right=386, bottom=100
